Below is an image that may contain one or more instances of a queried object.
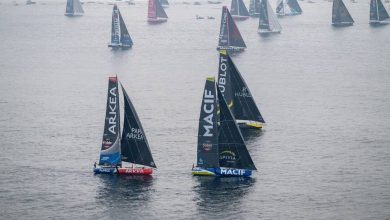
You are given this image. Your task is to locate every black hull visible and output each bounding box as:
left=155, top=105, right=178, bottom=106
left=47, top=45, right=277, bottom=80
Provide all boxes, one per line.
left=108, top=44, right=133, bottom=50
left=332, top=22, right=353, bottom=27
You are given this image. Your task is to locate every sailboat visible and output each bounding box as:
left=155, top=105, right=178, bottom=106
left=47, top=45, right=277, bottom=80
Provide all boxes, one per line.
left=65, top=0, right=84, bottom=16
left=332, top=0, right=354, bottom=26
left=26, top=0, right=36, bottom=5
left=191, top=77, right=257, bottom=177
left=159, top=0, right=169, bottom=8
left=276, top=0, right=302, bottom=16
left=217, top=50, right=265, bottom=129
left=249, top=0, right=261, bottom=17
left=370, top=0, right=390, bottom=25
left=258, top=0, right=282, bottom=33
left=148, top=0, right=168, bottom=23
left=94, top=76, right=156, bottom=175
left=108, top=5, right=133, bottom=49
left=230, top=0, right=250, bottom=20
left=217, top=6, right=247, bottom=52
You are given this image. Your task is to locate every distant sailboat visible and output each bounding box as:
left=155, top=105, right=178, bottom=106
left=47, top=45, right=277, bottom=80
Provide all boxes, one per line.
left=217, top=6, right=247, bottom=52
left=208, top=0, right=222, bottom=4
left=332, top=0, right=354, bottom=26
left=108, top=5, right=133, bottom=49
left=258, top=0, right=282, bottom=33
left=192, top=77, right=257, bottom=177
left=370, top=0, right=390, bottom=25
left=230, top=0, right=250, bottom=20
left=276, top=0, right=302, bottom=16
left=148, top=0, right=168, bottom=23
left=159, top=0, right=169, bottom=8
left=26, top=0, right=36, bottom=5
left=218, top=50, right=266, bottom=129
left=94, top=76, right=156, bottom=175
left=65, top=0, right=84, bottom=16
left=249, top=0, right=261, bottom=17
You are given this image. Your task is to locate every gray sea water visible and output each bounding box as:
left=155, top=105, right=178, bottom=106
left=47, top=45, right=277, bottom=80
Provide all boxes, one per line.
left=1, top=0, right=390, bottom=219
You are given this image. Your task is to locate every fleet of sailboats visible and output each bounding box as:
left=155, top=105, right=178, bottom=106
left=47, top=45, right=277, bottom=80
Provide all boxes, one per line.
left=276, top=0, right=303, bottom=16
left=217, top=6, right=247, bottom=52
left=332, top=0, right=354, bottom=26
left=258, top=0, right=282, bottom=33
left=64, top=0, right=84, bottom=16
left=191, top=77, right=257, bottom=177
left=56, top=0, right=388, bottom=178
left=108, top=5, right=133, bottom=49
left=230, top=0, right=250, bottom=20
left=94, top=76, right=156, bottom=175
left=148, top=0, right=168, bottom=23
left=369, top=0, right=390, bottom=25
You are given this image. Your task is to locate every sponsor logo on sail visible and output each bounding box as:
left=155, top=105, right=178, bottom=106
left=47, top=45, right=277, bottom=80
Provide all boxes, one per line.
left=218, top=55, right=228, bottom=93
left=113, top=9, right=120, bottom=42
left=219, top=9, right=228, bottom=43
left=126, top=128, right=144, bottom=140
left=102, top=140, right=113, bottom=150
left=203, top=89, right=214, bottom=137
left=235, top=87, right=251, bottom=98
left=108, top=86, right=118, bottom=134
left=202, top=142, right=213, bottom=151
left=220, top=150, right=237, bottom=162
left=220, top=168, right=245, bottom=176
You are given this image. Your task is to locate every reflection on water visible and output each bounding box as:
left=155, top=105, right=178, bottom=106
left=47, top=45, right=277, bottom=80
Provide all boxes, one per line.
left=192, top=177, right=256, bottom=218
left=94, top=175, right=155, bottom=218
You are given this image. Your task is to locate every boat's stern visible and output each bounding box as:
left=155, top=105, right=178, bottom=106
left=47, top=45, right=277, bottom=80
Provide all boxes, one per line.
left=93, top=166, right=117, bottom=174
left=237, top=120, right=263, bottom=129
left=192, top=167, right=216, bottom=176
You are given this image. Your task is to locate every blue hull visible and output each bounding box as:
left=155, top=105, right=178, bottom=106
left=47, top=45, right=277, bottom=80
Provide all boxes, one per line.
left=192, top=167, right=252, bottom=177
